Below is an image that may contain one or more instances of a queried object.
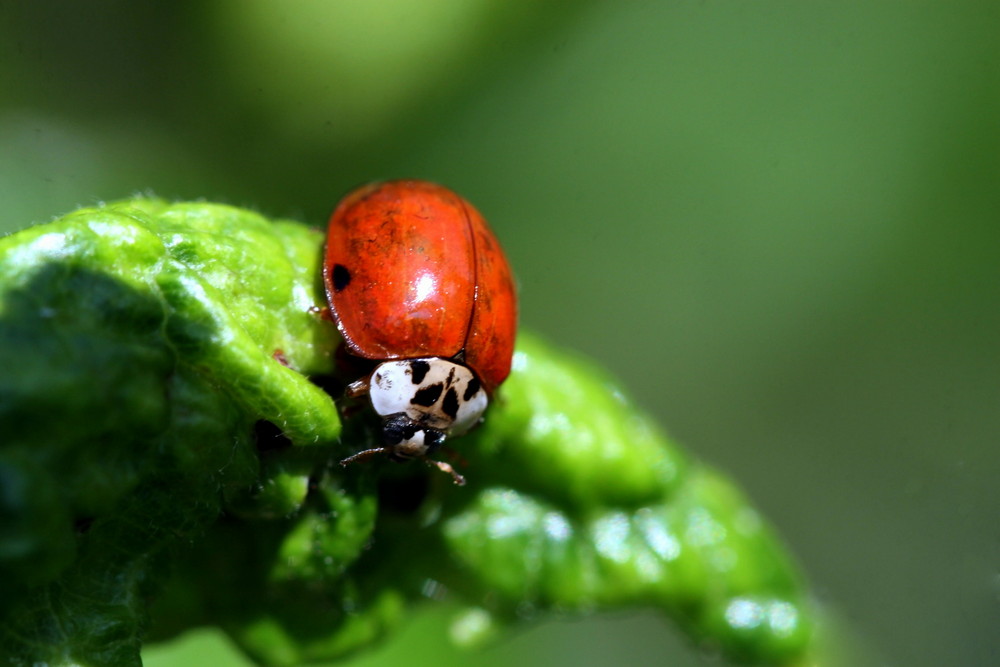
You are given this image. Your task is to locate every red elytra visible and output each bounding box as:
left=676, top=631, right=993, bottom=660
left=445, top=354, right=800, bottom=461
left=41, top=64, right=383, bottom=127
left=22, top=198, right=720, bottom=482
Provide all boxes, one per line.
left=323, top=180, right=517, bottom=394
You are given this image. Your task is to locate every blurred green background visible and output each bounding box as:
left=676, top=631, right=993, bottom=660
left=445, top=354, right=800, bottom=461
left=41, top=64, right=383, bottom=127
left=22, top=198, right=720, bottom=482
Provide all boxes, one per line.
left=2, top=1, right=997, bottom=665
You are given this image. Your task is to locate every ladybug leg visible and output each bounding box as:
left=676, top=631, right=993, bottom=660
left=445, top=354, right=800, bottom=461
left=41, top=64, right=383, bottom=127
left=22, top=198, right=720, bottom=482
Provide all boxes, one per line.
left=345, top=377, right=370, bottom=398
left=308, top=305, right=335, bottom=322
left=438, top=445, right=468, bottom=469
left=427, top=459, right=466, bottom=486
left=339, top=447, right=388, bottom=467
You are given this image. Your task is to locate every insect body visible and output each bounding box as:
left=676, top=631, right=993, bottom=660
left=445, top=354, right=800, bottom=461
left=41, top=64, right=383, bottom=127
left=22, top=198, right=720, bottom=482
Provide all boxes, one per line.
left=323, top=180, right=517, bottom=484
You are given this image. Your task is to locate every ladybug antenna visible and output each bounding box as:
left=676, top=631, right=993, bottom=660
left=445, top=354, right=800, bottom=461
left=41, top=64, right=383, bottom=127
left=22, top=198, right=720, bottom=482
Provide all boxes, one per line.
left=339, top=447, right=389, bottom=467
left=427, top=459, right=466, bottom=486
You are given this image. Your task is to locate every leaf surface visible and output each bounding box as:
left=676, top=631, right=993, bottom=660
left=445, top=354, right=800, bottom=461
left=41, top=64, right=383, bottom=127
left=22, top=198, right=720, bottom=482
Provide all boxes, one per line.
left=0, top=200, right=815, bottom=666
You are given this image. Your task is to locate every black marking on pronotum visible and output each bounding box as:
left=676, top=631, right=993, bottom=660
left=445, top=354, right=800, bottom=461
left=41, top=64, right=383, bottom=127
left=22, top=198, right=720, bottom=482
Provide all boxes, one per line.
left=463, top=376, right=481, bottom=401
left=332, top=264, right=352, bottom=291
left=441, top=387, right=460, bottom=420
left=411, top=383, right=444, bottom=407
left=409, top=360, right=431, bottom=384
left=445, top=366, right=457, bottom=388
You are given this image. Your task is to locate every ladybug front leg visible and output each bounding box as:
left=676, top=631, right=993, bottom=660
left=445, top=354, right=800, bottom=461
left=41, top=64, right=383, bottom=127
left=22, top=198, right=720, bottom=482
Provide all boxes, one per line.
left=336, top=369, right=371, bottom=420
left=345, top=377, right=369, bottom=398
left=427, top=459, right=466, bottom=486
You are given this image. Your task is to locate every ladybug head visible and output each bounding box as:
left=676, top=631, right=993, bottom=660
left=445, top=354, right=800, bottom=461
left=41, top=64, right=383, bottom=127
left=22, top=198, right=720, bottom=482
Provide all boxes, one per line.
left=382, top=413, right=446, bottom=461
left=338, top=413, right=466, bottom=486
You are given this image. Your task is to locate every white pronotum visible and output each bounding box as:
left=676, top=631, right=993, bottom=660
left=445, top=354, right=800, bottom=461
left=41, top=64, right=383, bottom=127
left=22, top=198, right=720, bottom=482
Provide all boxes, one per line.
left=369, top=358, right=488, bottom=436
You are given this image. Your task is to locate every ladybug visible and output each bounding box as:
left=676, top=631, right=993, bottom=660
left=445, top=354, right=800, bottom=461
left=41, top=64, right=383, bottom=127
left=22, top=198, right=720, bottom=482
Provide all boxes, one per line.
left=323, top=180, right=517, bottom=484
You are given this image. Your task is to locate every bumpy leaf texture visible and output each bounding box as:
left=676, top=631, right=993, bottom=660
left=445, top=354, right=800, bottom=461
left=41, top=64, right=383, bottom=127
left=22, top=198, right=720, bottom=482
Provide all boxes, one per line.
left=0, top=200, right=815, bottom=666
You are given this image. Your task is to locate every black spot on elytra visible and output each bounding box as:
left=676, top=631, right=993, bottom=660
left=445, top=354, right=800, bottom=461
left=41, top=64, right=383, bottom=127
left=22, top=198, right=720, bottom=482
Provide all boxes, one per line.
left=463, top=376, right=481, bottom=401
left=442, top=387, right=459, bottom=419
left=332, top=264, right=351, bottom=291
left=411, top=383, right=443, bottom=407
left=409, top=360, right=430, bottom=384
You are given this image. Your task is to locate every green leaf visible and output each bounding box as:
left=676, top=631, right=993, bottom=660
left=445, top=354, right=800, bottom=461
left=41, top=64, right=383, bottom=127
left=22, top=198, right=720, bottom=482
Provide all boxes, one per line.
left=0, top=199, right=817, bottom=666
left=0, top=199, right=340, bottom=666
